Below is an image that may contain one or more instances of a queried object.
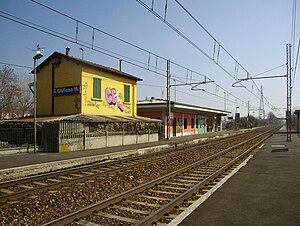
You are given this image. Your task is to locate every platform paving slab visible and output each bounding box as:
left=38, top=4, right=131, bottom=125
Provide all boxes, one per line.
left=178, top=130, right=300, bottom=226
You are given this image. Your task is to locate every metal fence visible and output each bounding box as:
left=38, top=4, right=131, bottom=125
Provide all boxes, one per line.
left=0, top=128, right=43, bottom=149
left=60, top=129, right=158, bottom=139
left=0, top=121, right=160, bottom=151
left=59, top=129, right=159, bottom=152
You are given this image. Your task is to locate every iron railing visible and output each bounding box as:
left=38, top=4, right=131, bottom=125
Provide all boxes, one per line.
left=0, top=128, right=43, bottom=149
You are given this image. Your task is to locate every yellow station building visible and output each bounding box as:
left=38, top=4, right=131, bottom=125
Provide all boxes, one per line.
left=36, top=48, right=141, bottom=117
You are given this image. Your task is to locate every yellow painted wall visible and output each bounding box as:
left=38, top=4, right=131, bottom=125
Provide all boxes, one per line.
left=82, top=67, right=137, bottom=116
left=37, top=55, right=138, bottom=116
left=53, top=58, right=82, bottom=115
left=37, top=57, right=82, bottom=115
left=37, top=63, right=52, bottom=115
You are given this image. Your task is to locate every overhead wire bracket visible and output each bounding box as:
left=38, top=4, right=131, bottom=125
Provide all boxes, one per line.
left=232, top=73, right=286, bottom=88
left=171, top=76, right=214, bottom=91
left=232, top=79, right=246, bottom=88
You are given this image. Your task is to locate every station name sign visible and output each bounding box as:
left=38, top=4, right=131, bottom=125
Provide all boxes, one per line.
left=53, top=85, right=80, bottom=96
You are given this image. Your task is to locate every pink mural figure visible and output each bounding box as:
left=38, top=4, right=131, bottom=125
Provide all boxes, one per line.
left=105, top=88, right=118, bottom=105
left=117, top=102, right=125, bottom=112
left=104, top=87, right=125, bottom=112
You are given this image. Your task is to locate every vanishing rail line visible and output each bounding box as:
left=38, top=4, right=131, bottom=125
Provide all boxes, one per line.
left=43, top=127, right=278, bottom=226
left=0, top=129, right=260, bottom=203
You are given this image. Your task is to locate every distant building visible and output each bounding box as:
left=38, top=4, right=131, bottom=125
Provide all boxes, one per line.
left=36, top=48, right=142, bottom=116
left=137, top=98, right=230, bottom=138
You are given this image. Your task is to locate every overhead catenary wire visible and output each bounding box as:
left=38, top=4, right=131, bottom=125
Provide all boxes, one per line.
left=32, top=0, right=278, bottom=112
left=0, top=11, right=248, bottom=112
left=0, top=56, right=247, bottom=110
left=0, top=7, right=251, bottom=113
left=31, top=0, right=207, bottom=80
left=135, top=0, right=279, bottom=112
left=172, top=0, right=277, bottom=107
left=292, top=37, right=300, bottom=87
left=174, top=0, right=249, bottom=74
left=33, top=0, right=213, bottom=85
left=176, top=1, right=283, bottom=114
left=170, top=73, right=248, bottom=107
left=0, top=61, right=32, bottom=69
left=135, top=0, right=235, bottom=79
left=291, top=0, right=297, bottom=67
left=1, top=11, right=168, bottom=76
left=251, top=63, right=287, bottom=78
left=29, top=0, right=247, bottom=106
left=136, top=0, right=248, bottom=81
left=30, top=0, right=166, bottom=62
left=0, top=15, right=264, bottom=115
left=140, top=83, right=249, bottom=108
left=0, top=11, right=168, bottom=79
left=0, top=2, right=277, bottom=116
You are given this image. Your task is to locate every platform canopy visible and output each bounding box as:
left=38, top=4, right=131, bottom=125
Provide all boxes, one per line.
left=138, top=99, right=230, bottom=116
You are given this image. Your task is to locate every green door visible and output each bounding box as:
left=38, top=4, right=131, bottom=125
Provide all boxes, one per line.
left=198, top=119, right=205, bottom=134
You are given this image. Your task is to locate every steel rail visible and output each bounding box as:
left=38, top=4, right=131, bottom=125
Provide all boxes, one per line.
left=0, top=150, right=175, bottom=202
left=0, top=148, right=168, bottom=187
left=0, top=131, right=253, bottom=202
left=42, top=127, right=277, bottom=226
left=0, top=129, right=242, bottom=187
left=138, top=127, right=276, bottom=225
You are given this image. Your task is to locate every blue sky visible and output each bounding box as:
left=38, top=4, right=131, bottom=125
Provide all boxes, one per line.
left=0, top=0, right=299, bottom=118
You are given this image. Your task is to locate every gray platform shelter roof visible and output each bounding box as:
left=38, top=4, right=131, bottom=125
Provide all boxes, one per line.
left=35, top=51, right=142, bottom=82
left=3, top=114, right=160, bottom=123
left=138, top=99, right=231, bottom=116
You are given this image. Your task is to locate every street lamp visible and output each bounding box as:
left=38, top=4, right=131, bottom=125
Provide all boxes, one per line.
left=33, top=50, right=43, bottom=153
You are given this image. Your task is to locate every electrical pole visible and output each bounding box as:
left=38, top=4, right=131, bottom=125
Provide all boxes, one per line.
left=259, top=85, right=265, bottom=120
left=166, top=59, right=171, bottom=140
left=224, top=92, right=226, bottom=111
left=247, top=101, right=250, bottom=128
left=286, top=43, right=292, bottom=141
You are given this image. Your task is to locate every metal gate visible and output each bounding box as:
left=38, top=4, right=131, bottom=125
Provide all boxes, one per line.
left=43, top=122, right=59, bottom=152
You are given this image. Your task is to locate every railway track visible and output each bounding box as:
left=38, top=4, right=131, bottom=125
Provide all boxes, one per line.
left=42, top=127, right=277, bottom=226
left=0, top=129, right=258, bottom=203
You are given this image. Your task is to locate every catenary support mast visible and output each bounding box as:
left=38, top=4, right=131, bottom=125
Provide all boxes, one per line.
left=286, top=43, right=292, bottom=142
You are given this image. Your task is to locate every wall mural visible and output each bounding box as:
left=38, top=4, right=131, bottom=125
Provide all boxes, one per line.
left=104, top=87, right=125, bottom=112
left=82, top=82, right=131, bottom=113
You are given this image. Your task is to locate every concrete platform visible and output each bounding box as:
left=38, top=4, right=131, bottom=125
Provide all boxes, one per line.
left=0, top=129, right=240, bottom=180
left=178, top=128, right=300, bottom=226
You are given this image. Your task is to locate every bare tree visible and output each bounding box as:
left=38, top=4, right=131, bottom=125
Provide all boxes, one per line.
left=0, top=65, right=17, bottom=119
left=0, top=65, right=33, bottom=119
